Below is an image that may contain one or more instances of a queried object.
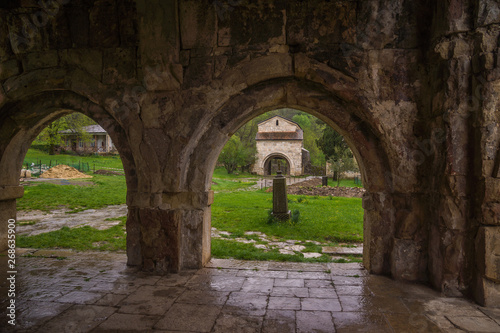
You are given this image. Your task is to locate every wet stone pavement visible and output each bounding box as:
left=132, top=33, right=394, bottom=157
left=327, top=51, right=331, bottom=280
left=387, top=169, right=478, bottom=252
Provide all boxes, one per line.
left=1, top=250, right=500, bottom=332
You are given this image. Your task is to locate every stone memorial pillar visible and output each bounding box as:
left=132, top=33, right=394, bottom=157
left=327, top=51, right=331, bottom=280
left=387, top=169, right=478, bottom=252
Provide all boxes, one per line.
left=272, top=170, right=291, bottom=220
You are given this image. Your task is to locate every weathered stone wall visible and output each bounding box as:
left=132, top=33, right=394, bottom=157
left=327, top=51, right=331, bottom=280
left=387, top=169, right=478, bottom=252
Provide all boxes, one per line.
left=258, top=117, right=298, bottom=133
left=0, top=0, right=498, bottom=307
left=470, top=18, right=500, bottom=307
left=411, top=0, right=500, bottom=306
left=254, top=140, right=303, bottom=176
left=253, top=116, right=304, bottom=176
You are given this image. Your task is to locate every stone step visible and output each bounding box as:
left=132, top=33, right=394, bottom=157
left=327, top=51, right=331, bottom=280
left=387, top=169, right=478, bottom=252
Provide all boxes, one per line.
left=322, top=246, right=363, bottom=255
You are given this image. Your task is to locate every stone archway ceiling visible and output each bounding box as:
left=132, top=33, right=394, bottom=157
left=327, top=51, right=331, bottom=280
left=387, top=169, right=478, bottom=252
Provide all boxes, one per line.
left=0, top=0, right=499, bottom=307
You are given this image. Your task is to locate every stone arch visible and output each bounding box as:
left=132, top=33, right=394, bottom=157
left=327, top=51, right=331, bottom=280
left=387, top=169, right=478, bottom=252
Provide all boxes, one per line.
left=183, top=77, right=403, bottom=277
left=185, top=78, right=391, bottom=193
left=0, top=89, right=142, bottom=265
left=262, top=152, right=294, bottom=176
left=176, top=53, right=361, bottom=191
left=0, top=91, right=135, bottom=187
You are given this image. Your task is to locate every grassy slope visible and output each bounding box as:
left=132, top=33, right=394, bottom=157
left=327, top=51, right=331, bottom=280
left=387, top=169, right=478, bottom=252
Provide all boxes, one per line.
left=23, top=148, right=124, bottom=170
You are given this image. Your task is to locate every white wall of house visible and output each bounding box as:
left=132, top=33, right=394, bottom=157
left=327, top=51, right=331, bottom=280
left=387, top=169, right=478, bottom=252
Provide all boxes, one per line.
left=62, top=134, right=115, bottom=153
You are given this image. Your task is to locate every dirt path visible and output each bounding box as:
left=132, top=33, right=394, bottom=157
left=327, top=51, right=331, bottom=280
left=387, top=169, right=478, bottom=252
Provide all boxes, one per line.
left=17, top=204, right=127, bottom=236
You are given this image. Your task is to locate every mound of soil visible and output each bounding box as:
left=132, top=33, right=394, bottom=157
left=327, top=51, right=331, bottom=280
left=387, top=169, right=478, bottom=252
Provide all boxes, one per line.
left=267, top=177, right=365, bottom=198
left=289, top=185, right=365, bottom=198
left=291, top=178, right=323, bottom=188
left=94, top=169, right=124, bottom=176
left=40, top=164, right=92, bottom=179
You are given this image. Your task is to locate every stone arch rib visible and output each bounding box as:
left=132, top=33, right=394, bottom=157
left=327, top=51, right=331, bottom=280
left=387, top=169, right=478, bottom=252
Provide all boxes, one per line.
left=0, top=90, right=136, bottom=190
left=179, top=76, right=397, bottom=277
left=181, top=77, right=392, bottom=194
left=261, top=152, right=295, bottom=175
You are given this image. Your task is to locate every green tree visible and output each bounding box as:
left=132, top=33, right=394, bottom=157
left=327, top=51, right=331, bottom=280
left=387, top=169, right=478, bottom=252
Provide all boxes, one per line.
left=33, top=113, right=96, bottom=155
left=316, top=127, right=358, bottom=185
left=218, top=136, right=254, bottom=174
left=292, top=114, right=311, bottom=129
left=292, top=114, right=325, bottom=166
left=34, top=119, right=65, bottom=155
left=316, top=127, right=346, bottom=161
left=330, top=146, right=357, bottom=187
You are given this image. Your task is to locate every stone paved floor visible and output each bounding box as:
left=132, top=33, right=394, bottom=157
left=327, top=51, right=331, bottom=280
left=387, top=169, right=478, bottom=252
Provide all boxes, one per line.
left=1, top=250, right=500, bottom=332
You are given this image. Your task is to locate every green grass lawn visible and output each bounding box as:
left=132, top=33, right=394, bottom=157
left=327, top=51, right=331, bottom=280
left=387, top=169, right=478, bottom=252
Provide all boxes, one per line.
left=212, top=167, right=311, bottom=181
left=18, top=217, right=127, bottom=251
left=212, top=191, right=363, bottom=243
left=16, top=161, right=363, bottom=262
left=23, top=148, right=124, bottom=171
left=211, top=178, right=257, bottom=192
left=211, top=239, right=361, bottom=263
left=17, top=174, right=126, bottom=212
left=326, top=178, right=363, bottom=188
left=212, top=167, right=258, bottom=180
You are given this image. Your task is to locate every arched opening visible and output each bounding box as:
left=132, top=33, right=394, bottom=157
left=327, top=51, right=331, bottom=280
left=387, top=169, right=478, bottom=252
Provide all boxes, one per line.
left=210, top=107, right=364, bottom=263
left=0, top=90, right=139, bottom=265
left=15, top=111, right=129, bottom=252
left=182, top=78, right=397, bottom=276
left=263, top=154, right=291, bottom=176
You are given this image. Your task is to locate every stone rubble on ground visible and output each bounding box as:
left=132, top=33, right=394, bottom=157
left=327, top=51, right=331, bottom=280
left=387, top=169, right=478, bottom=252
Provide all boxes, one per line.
left=212, top=227, right=362, bottom=261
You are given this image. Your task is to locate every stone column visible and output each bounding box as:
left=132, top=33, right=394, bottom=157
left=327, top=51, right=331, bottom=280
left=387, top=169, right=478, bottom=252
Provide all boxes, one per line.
left=474, top=226, right=500, bottom=307
left=126, top=190, right=214, bottom=273
left=272, top=171, right=290, bottom=220
left=390, top=194, right=428, bottom=282
left=470, top=29, right=500, bottom=306
left=363, top=190, right=428, bottom=282
left=0, top=186, right=24, bottom=252
left=362, top=192, right=394, bottom=276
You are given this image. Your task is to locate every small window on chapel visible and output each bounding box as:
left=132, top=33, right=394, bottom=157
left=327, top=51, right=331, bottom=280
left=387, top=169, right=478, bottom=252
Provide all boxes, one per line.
left=276, top=120, right=279, bottom=126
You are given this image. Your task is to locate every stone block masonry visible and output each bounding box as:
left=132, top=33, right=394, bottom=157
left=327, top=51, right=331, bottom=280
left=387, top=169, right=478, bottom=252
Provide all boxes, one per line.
left=254, top=116, right=306, bottom=176
left=0, top=0, right=499, bottom=308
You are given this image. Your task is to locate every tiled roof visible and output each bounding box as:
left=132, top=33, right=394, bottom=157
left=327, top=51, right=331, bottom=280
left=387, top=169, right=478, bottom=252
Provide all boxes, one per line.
left=59, top=125, right=107, bottom=134
left=256, top=130, right=303, bottom=140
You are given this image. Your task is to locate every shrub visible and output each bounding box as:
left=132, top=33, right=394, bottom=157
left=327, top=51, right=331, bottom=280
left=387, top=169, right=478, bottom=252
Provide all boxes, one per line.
left=297, top=196, right=308, bottom=204
left=266, top=209, right=300, bottom=226
left=291, top=209, right=300, bottom=224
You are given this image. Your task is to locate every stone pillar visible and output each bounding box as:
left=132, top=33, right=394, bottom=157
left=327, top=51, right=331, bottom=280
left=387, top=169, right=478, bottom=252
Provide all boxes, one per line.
left=126, top=190, right=214, bottom=273
left=0, top=186, right=24, bottom=252
left=272, top=171, right=290, bottom=220
left=362, top=192, right=394, bottom=276
left=363, top=191, right=427, bottom=282
left=390, top=194, right=428, bottom=282
left=428, top=194, right=470, bottom=296
left=474, top=177, right=500, bottom=307
left=474, top=226, right=500, bottom=307
left=126, top=207, right=142, bottom=267
left=470, top=29, right=500, bottom=306
left=321, top=176, right=328, bottom=187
